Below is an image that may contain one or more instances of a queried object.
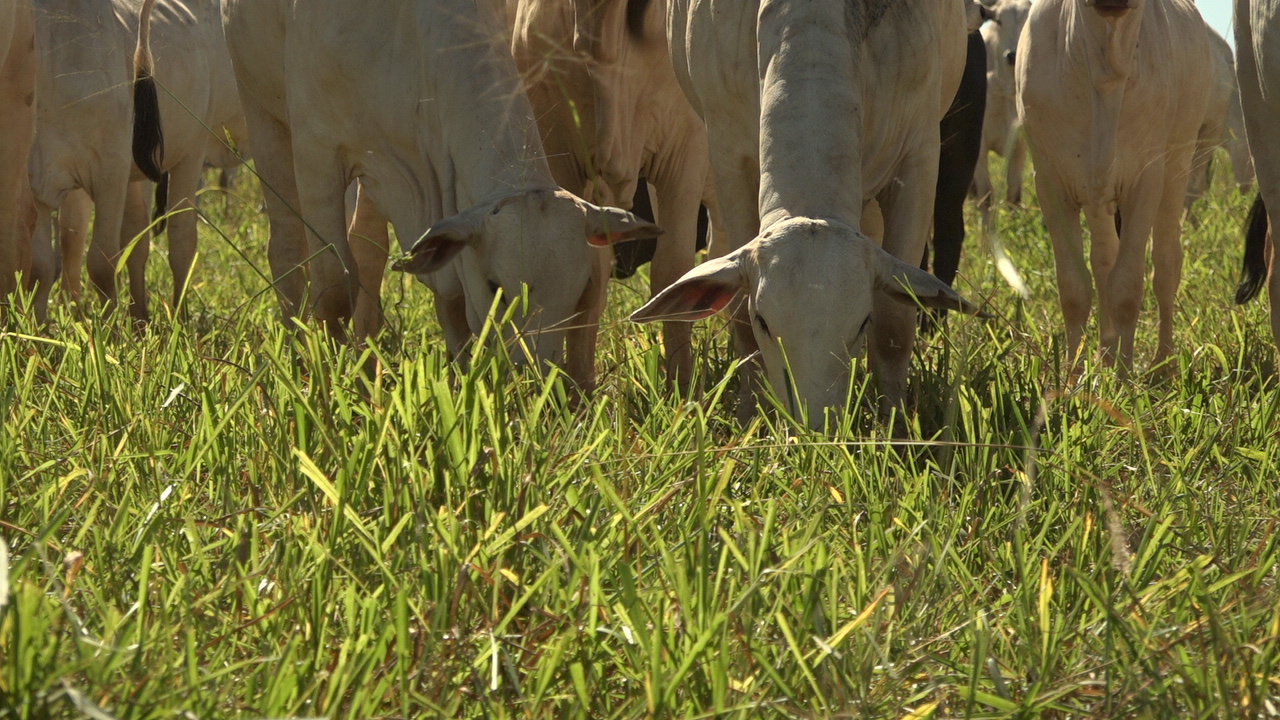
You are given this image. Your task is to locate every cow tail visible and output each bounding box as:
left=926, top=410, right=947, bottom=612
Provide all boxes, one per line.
left=1237, top=193, right=1269, bottom=305
left=132, top=0, right=165, bottom=184
left=153, top=172, right=170, bottom=234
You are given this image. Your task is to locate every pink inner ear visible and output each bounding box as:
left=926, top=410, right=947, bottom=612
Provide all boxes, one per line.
left=683, top=284, right=734, bottom=315
left=588, top=232, right=627, bottom=247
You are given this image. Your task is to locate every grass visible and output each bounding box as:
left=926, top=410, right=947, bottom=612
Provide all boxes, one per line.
left=2, top=157, right=1279, bottom=719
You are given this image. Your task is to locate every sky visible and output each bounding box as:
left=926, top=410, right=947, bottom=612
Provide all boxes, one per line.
left=1198, top=0, right=1233, bottom=44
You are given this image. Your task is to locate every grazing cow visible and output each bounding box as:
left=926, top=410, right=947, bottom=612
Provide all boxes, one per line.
left=1234, top=0, right=1280, bottom=348
left=0, top=0, right=36, bottom=301
left=26, top=0, right=248, bottom=323
left=222, top=0, right=658, bottom=381
left=973, top=0, right=1031, bottom=215
left=1018, top=0, right=1211, bottom=370
left=1186, top=25, right=1252, bottom=218
left=511, top=0, right=712, bottom=389
left=618, top=0, right=984, bottom=429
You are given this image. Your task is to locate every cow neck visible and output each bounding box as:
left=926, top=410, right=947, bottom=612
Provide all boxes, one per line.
left=755, top=1, right=865, bottom=232
left=418, top=1, right=558, bottom=212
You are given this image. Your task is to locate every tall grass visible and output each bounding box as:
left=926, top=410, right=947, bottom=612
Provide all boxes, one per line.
left=2, top=159, right=1278, bottom=718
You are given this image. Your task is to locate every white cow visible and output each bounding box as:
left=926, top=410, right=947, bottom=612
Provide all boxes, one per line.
left=511, top=0, right=712, bottom=390
left=973, top=0, right=1031, bottom=214
left=222, top=0, right=658, bottom=379
left=1186, top=24, right=1253, bottom=218
left=1234, top=0, right=1280, bottom=350
left=0, top=0, right=35, bottom=301
left=1018, top=0, right=1211, bottom=370
left=26, top=0, right=249, bottom=323
left=619, top=0, right=984, bottom=429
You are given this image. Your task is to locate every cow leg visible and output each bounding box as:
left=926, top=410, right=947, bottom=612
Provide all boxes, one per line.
left=291, top=147, right=357, bottom=337
left=1270, top=228, right=1280, bottom=349
left=239, top=94, right=309, bottom=323
left=28, top=201, right=57, bottom=324
left=1006, top=136, right=1027, bottom=206
left=1038, top=174, right=1091, bottom=365
left=650, top=171, right=703, bottom=393
left=0, top=0, right=35, bottom=301
left=122, top=180, right=152, bottom=322
left=1235, top=5, right=1280, bottom=352
left=348, top=183, right=391, bottom=341
left=973, top=151, right=995, bottom=230
left=58, top=189, right=92, bottom=303
left=84, top=169, right=132, bottom=318
left=1100, top=173, right=1163, bottom=372
left=164, top=157, right=206, bottom=313
left=873, top=143, right=940, bottom=421
left=1082, top=204, right=1120, bottom=360
left=435, top=288, right=472, bottom=363
left=1152, top=164, right=1190, bottom=368
left=564, top=248, right=609, bottom=393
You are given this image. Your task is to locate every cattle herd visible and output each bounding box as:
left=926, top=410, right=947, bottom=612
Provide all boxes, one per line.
left=0, top=0, right=1277, bottom=431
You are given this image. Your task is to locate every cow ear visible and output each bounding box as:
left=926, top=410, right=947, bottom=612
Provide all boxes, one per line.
left=583, top=204, right=664, bottom=247
left=392, top=213, right=482, bottom=275
left=870, top=245, right=990, bottom=317
left=631, top=252, right=746, bottom=323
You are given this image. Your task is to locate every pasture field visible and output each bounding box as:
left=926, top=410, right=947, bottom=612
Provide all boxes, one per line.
left=2, top=158, right=1279, bottom=719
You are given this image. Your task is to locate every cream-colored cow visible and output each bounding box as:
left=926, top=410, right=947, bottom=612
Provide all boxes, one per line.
left=1186, top=25, right=1253, bottom=218
left=624, top=0, right=985, bottom=429
left=222, top=0, right=658, bottom=380
left=1234, top=0, right=1280, bottom=351
left=1018, top=0, right=1211, bottom=370
left=973, top=0, right=1031, bottom=215
left=26, top=0, right=248, bottom=323
left=0, top=0, right=35, bottom=300
left=511, top=0, right=712, bottom=390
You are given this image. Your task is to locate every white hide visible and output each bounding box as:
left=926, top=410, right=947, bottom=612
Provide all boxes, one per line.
left=222, top=0, right=658, bottom=379
left=1234, top=0, right=1280, bottom=351
left=639, top=0, right=985, bottom=429
left=973, top=0, right=1031, bottom=213
left=1018, top=0, right=1212, bottom=369
left=26, top=0, right=248, bottom=323
left=0, top=0, right=36, bottom=299
left=511, top=0, right=711, bottom=389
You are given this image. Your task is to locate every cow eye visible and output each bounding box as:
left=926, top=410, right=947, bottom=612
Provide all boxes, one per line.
left=488, top=280, right=501, bottom=296
left=755, top=314, right=771, bottom=337
left=1004, top=50, right=1016, bottom=66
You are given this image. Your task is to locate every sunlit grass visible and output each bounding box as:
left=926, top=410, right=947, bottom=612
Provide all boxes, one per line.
left=2, top=157, right=1278, bottom=718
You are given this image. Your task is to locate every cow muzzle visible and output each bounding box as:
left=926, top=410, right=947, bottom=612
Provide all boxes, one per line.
left=1084, top=0, right=1133, bottom=17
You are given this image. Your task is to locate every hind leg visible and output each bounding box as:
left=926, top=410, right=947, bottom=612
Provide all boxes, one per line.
left=238, top=92, right=309, bottom=322
left=291, top=143, right=356, bottom=337
left=58, top=189, right=92, bottom=302
left=163, top=157, right=205, bottom=312
left=348, top=182, right=391, bottom=341
left=29, top=201, right=57, bottom=324
left=84, top=168, right=132, bottom=319
left=1038, top=173, right=1091, bottom=365
left=122, top=181, right=152, bottom=321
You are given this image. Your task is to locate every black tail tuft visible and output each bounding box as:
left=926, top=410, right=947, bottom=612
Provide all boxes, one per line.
left=625, top=0, right=652, bottom=39
left=1237, top=193, right=1269, bottom=305
left=133, top=73, right=165, bottom=183
left=152, top=172, right=170, bottom=234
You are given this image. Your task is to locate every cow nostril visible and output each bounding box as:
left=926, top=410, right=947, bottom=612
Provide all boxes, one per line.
left=1005, top=50, right=1015, bottom=66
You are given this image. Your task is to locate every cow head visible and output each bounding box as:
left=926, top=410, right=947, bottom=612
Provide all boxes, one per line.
left=623, top=218, right=985, bottom=430
left=395, top=188, right=660, bottom=370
